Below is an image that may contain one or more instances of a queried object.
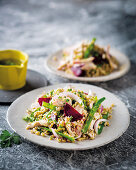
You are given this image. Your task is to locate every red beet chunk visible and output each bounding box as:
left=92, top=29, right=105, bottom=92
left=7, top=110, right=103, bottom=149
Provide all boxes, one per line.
left=71, top=66, right=84, bottom=77
left=64, top=103, right=83, bottom=121
left=38, top=97, right=51, bottom=106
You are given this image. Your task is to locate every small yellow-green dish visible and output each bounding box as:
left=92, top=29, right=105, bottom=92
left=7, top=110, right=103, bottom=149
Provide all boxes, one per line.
left=0, top=49, right=28, bottom=90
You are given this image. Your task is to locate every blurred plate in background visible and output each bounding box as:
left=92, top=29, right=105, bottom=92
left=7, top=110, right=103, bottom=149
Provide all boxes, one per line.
left=45, top=47, right=130, bottom=82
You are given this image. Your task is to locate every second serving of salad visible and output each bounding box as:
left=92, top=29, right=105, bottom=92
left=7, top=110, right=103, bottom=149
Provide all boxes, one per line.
left=58, top=38, right=119, bottom=77
left=23, top=86, right=114, bottom=143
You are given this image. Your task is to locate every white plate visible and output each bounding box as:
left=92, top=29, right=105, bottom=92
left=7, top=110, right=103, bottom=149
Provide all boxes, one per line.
left=45, top=47, right=130, bottom=82
left=7, top=83, right=130, bottom=150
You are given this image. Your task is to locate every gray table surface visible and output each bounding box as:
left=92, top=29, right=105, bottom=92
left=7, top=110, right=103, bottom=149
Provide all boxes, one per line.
left=0, top=0, right=136, bottom=169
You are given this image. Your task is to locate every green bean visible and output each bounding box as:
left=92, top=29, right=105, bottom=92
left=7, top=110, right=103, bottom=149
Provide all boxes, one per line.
left=83, top=38, right=96, bottom=58
left=41, top=127, right=75, bottom=142
left=82, top=97, right=105, bottom=133
left=57, top=132, right=75, bottom=142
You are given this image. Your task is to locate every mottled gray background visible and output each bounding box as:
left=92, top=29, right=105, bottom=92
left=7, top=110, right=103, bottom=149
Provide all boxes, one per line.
left=0, top=0, right=136, bottom=169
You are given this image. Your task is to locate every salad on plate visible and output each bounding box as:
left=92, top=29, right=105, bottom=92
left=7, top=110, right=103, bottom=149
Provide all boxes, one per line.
left=23, top=86, right=114, bottom=143
left=58, top=38, right=119, bottom=77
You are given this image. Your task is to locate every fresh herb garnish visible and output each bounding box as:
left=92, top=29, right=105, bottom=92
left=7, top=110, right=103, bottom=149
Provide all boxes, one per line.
left=23, top=108, right=41, bottom=122
left=0, top=130, right=21, bottom=148
left=66, top=99, right=70, bottom=102
left=50, top=90, right=54, bottom=96
left=70, top=116, right=73, bottom=122
left=23, top=116, right=30, bottom=122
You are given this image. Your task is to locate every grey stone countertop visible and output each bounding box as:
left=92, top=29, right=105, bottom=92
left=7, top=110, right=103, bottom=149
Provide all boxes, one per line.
left=0, top=0, right=136, bottom=169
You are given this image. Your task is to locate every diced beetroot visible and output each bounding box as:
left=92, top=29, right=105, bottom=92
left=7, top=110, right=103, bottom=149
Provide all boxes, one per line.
left=38, top=97, right=51, bottom=106
left=71, top=66, right=84, bottom=77
left=64, top=103, right=83, bottom=121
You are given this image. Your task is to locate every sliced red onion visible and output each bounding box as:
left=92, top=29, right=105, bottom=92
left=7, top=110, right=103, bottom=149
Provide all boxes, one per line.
left=71, top=64, right=84, bottom=77
left=51, top=128, right=59, bottom=138
left=64, top=103, right=83, bottom=121
left=71, top=66, right=83, bottom=77
left=38, top=97, right=51, bottom=106
left=94, top=119, right=108, bottom=134
left=100, top=105, right=103, bottom=113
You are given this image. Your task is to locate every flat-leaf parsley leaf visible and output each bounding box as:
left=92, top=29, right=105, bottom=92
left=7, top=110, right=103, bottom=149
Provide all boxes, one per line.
left=0, top=130, right=21, bottom=148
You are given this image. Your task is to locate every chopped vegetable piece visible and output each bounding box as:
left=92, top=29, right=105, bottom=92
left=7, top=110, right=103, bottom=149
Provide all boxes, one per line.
left=38, top=97, right=51, bottom=106
left=82, top=97, right=105, bottom=133
left=64, top=103, right=83, bottom=121
left=42, top=102, right=56, bottom=110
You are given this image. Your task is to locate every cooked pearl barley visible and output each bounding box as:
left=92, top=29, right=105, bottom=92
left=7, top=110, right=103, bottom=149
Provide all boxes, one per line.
left=35, top=131, right=40, bottom=135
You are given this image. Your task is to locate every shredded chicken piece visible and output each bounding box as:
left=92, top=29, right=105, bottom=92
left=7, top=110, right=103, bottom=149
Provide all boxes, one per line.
left=74, top=122, right=83, bottom=137
left=82, top=63, right=96, bottom=70
left=73, top=57, right=94, bottom=64
left=74, top=105, right=87, bottom=117
left=65, top=117, right=75, bottom=137
left=106, top=46, right=118, bottom=69
left=26, top=120, right=48, bottom=129
left=58, top=62, right=68, bottom=70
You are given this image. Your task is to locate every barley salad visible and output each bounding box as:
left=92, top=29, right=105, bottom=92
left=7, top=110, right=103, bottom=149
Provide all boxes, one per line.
left=58, top=38, right=119, bottom=77
left=23, top=86, right=114, bottom=143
